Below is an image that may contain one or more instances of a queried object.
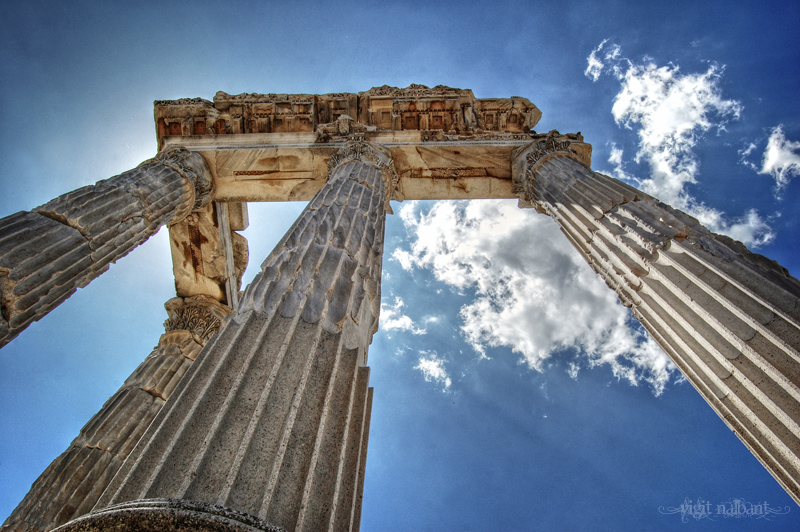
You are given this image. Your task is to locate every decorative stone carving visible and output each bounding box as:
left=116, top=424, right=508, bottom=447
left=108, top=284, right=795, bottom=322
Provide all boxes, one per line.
left=153, top=86, right=553, bottom=207
left=89, top=143, right=386, bottom=532
left=315, top=114, right=369, bottom=142
left=511, top=130, right=591, bottom=208
left=326, top=140, right=401, bottom=212
left=0, top=150, right=214, bottom=349
left=154, top=85, right=542, bottom=146
left=357, top=84, right=541, bottom=135
left=2, top=297, right=232, bottom=532
left=155, top=98, right=219, bottom=149
left=513, top=150, right=800, bottom=504
left=164, top=295, right=232, bottom=344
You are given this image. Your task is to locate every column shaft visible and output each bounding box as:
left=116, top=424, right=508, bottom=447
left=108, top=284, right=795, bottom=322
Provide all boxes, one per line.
left=0, top=148, right=213, bottom=348
left=515, top=146, right=800, bottom=503
left=1, top=297, right=230, bottom=532
left=75, top=142, right=388, bottom=532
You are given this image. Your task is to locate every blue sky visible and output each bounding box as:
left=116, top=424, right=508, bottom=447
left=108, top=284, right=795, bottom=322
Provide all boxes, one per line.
left=1, top=1, right=799, bottom=530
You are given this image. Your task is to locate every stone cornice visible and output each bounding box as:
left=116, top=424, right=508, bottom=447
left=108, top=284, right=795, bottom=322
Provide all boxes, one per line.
left=155, top=85, right=542, bottom=148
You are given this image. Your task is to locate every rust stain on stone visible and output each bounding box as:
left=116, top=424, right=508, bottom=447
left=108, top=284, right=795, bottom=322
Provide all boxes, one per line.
left=180, top=241, right=193, bottom=271
left=187, top=223, right=207, bottom=275
left=429, top=167, right=488, bottom=178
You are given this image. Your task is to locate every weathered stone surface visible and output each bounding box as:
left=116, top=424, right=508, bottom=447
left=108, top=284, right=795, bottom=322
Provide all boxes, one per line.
left=155, top=85, right=542, bottom=147
left=358, top=84, right=541, bottom=134
left=90, top=142, right=386, bottom=532
left=153, top=85, right=550, bottom=205
left=52, top=499, right=284, bottom=532
left=168, top=202, right=248, bottom=305
left=2, top=297, right=231, bottom=532
left=514, top=146, right=800, bottom=504
left=163, top=128, right=590, bottom=204
left=13, top=82, right=800, bottom=530
left=0, top=148, right=213, bottom=348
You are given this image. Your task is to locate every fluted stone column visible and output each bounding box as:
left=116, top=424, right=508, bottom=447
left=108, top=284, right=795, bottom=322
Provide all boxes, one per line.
left=0, top=148, right=213, bottom=348
left=58, top=141, right=392, bottom=532
left=513, top=137, right=800, bottom=504
left=2, top=296, right=231, bottom=532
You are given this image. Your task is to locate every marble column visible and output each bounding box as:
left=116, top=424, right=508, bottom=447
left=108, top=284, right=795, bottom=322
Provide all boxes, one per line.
left=59, top=141, right=392, bottom=532
left=2, top=296, right=231, bottom=532
left=512, top=136, right=800, bottom=503
left=0, top=148, right=213, bottom=348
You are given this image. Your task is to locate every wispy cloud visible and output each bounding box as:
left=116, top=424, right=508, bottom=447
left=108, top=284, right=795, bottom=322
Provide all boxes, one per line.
left=759, top=125, right=800, bottom=192
left=414, top=351, right=452, bottom=389
left=380, top=297, right=426, bottom=335
left=587, top=40, right=773, bottom=247
left=393, top=200, right=675, bottom=395
left=585, top=39, right=621, bottom=82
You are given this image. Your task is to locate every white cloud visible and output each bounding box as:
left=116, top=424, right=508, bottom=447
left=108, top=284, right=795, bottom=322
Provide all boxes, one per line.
left=606, top=142, right=636, bottom=183
left=567, top=362, right=580, bottom=380
left=380, top=297, right=426, bottom=335
left=739, top=141, right=759, bottom=171
left=585, top=39, right=622, bottom=82
left=393, top=200, right=676, bottom=395
left=689, top=206, right=774, bottom=247
left=760, top=125, right=800, bottom=191
left=414, top=352, right=452, bottom=389
left=608, top=143, right=624, bottom=166
left=584, top=39, right=608, bottom=82
left=587, top=41, right=773, bottom=248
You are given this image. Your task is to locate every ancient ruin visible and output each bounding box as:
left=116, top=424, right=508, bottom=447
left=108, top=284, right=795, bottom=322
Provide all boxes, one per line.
left=1, top=85, right=799, bottom=532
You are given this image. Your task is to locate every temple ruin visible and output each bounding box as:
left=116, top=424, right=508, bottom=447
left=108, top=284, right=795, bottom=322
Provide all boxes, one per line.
left=1, top=85, right=799, bottom=532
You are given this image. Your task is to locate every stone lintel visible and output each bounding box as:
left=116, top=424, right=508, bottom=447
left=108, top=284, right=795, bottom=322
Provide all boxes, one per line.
left=162, top=130, right=591, bottom=203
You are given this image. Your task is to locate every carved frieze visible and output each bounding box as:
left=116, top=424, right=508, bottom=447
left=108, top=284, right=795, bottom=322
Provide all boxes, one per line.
left=358, top=84, right=541, bottom=136
left=154, top=85, right=544, bottom=146
left=315, top=114, right=370, bottom=142
left=155, top=98, right=218, bottom=144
